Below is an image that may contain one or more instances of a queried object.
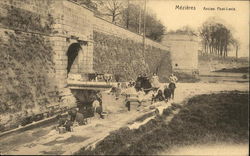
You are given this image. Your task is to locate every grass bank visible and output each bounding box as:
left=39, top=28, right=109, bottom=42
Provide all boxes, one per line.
left=214, top=66, right=249, bottom=73
left=75, top=91, right=249, bottom=155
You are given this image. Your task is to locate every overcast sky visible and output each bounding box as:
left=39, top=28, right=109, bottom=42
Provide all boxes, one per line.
left=147, top=0, right=249, bottom=57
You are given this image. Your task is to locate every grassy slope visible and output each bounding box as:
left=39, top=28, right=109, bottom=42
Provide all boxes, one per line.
left=75, top=91, right=249, bottom=155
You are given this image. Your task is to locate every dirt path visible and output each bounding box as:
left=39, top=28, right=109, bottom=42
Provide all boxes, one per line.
left=0, top=82, right=248, bottom=155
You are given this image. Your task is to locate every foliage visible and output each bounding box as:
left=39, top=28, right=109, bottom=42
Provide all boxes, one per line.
left=0, top=5, right=57, bottom=115
left=168, top=25, right=197, bottom=36
left=0, top=5, right=54, bottom=34
left=120, top=3, right=166, bottom=42
left=120, top=3, right=141, bottom=32
left=199, top=18, right=235, bottom=58
left=0, top=32, right=58, bottom=115
left=84, top=0, right=166, bottom=42
left=144, top=12, right=165, bottom=42
left=97, top=0, right=124, bottom=23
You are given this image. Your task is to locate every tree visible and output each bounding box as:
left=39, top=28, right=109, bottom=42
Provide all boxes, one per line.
left=78, top=0, right=165, bottom=42
left=120, top=3, right=166, bottom=42
left=199, top=20, right=233, bottom=58
left=145, top=13, right=165, bottom=42
left=231, top=38, right=240, bottom=60
left=170, top=26, right=197, bottom=35
left=98, top=0, right=124, bottom=23
left=121, top=3, right=141, bottom=33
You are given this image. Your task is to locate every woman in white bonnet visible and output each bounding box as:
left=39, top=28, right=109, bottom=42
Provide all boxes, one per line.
left=151, top=73, right=160, bottom=89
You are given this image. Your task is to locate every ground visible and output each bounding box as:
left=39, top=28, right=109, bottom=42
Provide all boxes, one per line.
left=0, top=81, right=248, bottom=155
left=76, top=91, right=248, bottom=155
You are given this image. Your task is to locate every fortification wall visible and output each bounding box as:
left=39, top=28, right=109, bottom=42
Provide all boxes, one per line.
left=93, top=16, right=172, bottom=81
left=0, top=0, right=172, bottom=131
left=93, top=16, right=168, bottom=51
left=0, top=0, right=61, bottom=131
left=50, top=0, right=94, bottom=85
left=0, top=0, right=92, bottom=130
left=162, top=34, right=199, bottom=76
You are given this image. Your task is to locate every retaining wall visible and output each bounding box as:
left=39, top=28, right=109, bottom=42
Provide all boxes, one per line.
left=0, top=0, right=172, bottom=130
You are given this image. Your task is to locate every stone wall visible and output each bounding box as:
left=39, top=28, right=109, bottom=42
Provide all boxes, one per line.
left=49, top=0, right=94, bottom=87
left=93, top=16, right=171, bottom=81
left=92, top=31, right=172, bottom=81
left=93, top=16, right=168, bottom=51
left=162, top=34, right=199, bottom=77
left=0, top=0, right=172, bottom=130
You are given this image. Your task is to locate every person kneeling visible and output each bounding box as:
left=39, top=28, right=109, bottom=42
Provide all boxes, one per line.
left=151, top=90, right=165, bottom=104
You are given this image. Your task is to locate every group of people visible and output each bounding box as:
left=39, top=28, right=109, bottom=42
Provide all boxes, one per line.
left=125, top=73, right=178, bottom=111
left=88, top=72, right=113, bottom=83
left=152, top=73, right=178, bottom=103
left=58, top=73, right=178, bottom=132
left=134, top=73, right=178, bottom=94
left=134, top=73, right=152, bottom=93
left=57, top=92, right=103, bottom=133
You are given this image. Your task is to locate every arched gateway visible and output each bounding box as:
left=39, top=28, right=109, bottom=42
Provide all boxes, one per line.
left=66, top=42, right=82, bottom=76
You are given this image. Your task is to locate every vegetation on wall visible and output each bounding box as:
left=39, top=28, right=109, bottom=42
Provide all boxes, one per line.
left=0, top=31, right=58, bottom=114
left=93, top=31, right=172, bottom=81
left=0, top=6, right=57, bottom=129
left=0, top=5, right=54, bottom=34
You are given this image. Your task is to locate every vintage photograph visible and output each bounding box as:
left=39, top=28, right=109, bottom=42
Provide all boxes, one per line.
left=0, top=0, right=249, bottom=155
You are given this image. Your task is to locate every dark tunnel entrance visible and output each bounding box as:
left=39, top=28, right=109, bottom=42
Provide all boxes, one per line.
left=66, top=43, right=82, bottom=76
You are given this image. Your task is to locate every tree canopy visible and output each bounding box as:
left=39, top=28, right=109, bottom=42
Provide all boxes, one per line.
left=76, top=0, right=166, bottom=42
left=199, top=19, right=237, bottom=58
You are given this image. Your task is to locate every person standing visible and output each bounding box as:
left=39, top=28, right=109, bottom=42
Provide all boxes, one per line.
left=135, top=74, right=143, bottom=91
left=151, top=73, right=160, bottom=89
left=137, top=90, right=144, bottom=111
left=169, top=73, right=178, bottom=84
left=64, top=115, right=73, bottom=132
left=115, top=83, right=122, bottom=100
left=168, top=73, right=178, bottom=99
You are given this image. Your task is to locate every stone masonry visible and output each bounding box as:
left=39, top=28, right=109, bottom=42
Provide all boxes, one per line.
left=0, top=0, right=171, bottom=129
left=162, top=34, right=199, bottom=75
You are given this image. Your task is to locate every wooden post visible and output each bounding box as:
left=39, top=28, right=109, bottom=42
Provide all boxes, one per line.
left=126, top=0, right=130, bottom=29
left=142, top=0, right=146, bottom=57
left=236, top=45, right=238, bottom=62
left=139, top=4, right=141, bottom=34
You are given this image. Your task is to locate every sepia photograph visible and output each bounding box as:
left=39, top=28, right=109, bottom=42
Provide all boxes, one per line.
left=0, top=0, right=249, bottom=155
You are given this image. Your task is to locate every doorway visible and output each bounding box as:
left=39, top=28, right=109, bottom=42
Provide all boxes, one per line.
left=66, top=43, right=82, bottom=76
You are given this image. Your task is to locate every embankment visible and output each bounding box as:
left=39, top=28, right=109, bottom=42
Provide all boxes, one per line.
left=199, top=54, right=249, bottom=74
left=0, top=3, right=60, bottom=131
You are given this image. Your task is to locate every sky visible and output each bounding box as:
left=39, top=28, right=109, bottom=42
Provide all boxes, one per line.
left=147, top=0, right=249, bottom=57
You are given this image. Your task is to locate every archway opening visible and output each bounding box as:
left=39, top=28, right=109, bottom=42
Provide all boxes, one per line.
left=66, top=43, right=82, bottom=76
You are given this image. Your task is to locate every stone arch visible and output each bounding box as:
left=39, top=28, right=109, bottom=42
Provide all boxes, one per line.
left=66, top=42, right=82, bottom=76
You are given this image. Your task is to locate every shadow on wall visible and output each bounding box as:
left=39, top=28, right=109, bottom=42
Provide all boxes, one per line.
left=67, top=43, right=82, bottom=76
